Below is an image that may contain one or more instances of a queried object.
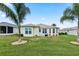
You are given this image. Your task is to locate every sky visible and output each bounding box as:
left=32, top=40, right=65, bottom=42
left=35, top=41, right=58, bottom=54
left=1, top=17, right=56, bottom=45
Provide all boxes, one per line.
left=0, top=3, right=77, bottom=29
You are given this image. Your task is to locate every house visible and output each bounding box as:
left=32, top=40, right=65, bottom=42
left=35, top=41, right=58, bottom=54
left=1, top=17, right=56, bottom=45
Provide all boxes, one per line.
left=0, top=22, right=17, bottom=35
left=59, top=26, right=77, bottom=35
left=0, top=22, right=59, bottom=37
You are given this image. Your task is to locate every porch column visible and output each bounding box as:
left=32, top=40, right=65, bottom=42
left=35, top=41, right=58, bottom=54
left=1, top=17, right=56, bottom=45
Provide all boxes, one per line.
left=51, top=29, right=53, bottom=36
left=6, top=26, right=8, bottom=34
left=0, top=26, right=1, bottom=33
left=55, top=28, right=56, bottom=36
left=41, top=28, right=42, bottom=33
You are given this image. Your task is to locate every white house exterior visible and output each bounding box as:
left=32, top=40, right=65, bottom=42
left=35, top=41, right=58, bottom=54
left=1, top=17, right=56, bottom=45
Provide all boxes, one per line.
left=0, top=22, right=17, bottom=35
left=59, top=27, right=77, bottom=35
left=21, top=24, right=59, bottom=37
left=0, top=22, right=59, bottom=37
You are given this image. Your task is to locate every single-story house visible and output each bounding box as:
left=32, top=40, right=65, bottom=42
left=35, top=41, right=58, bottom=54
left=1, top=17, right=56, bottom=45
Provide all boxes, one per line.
left=59, top=26, right=77, bottom=35
left=0, top=22, right=59, bottom=37
left=0, top=22, right=17, bottom=35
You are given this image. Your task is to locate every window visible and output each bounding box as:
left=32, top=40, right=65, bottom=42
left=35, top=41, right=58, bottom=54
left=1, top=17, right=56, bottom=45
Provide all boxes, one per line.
left=42, top=28, right=44, bottom=33
left=25, top=27, right=32, bottom=34
left=39, top=28, right=41, bottom=32
left=28, top=28, right=32, bottom=34
left=8, top=27, right=13, bottom=33
left=1, top=26, right=6, bottom=33
left=45, top=28, right=47, bottom=33
left=0, top=26, right=1, bottom=33
left=25, top=27, right=28, bottom=34
left=29, top=31, right=31, bottom=34
left=53, top=28, right=55, bottom=33
left=42, top=28, right=47, bottom=33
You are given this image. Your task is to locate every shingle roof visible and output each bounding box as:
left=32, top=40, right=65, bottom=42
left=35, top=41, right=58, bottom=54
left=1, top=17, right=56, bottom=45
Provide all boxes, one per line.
left=0, top=22, right=16, bottom=27
left=21, top=24, right=37, bottom=27
left=22, top=23, right=59, bottom=29
left=36, top=24, right=51, bottom=28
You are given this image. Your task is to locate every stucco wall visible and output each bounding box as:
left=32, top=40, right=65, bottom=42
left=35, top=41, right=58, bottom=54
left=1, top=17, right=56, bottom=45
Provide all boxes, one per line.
left=13, top=27, right=18, bottom=34
left=21, top=27, right=34, bottom=37
left=67, top=30, right=77, bottom=35
left=33, top=27, right=39, bottom=36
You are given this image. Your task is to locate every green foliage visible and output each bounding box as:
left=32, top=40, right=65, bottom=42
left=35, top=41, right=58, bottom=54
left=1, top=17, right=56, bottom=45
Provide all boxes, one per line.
left=0, top=3, right=18, bottom=24
left=60, top=3, right=79, bottom=23
left=12, top=3, right=30, bottom=23
left=59, top=32, right=67, bottom=35
left=0, top=3, right=30, bottom=24
left=0, top=3, right=30, bottom=38
left=13, top=34, right=24, bottom=37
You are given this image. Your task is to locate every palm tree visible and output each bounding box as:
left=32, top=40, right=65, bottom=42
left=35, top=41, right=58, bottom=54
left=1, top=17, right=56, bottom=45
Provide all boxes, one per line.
left=0, top=3, right=30, bottom=42
left=60, top=3, right=79, bottom=43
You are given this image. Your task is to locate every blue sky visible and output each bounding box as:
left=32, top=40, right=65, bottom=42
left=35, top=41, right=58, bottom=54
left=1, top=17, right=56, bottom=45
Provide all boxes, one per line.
left=0, top=3, right=77, bottom=29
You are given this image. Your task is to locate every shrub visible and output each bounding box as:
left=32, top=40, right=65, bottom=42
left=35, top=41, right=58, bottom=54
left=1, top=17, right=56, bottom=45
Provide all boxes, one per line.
left=64, top=32, right=67, bottom=35
left=13, top=34, right=24, bottom=37
left=59, top=32, right=67, bottom=35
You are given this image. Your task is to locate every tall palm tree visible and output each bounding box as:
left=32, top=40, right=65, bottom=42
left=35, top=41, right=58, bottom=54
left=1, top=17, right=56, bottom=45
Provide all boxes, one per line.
left=60, top=3, right=79, bottom=42
left=0, top=3, right=30, bottom=41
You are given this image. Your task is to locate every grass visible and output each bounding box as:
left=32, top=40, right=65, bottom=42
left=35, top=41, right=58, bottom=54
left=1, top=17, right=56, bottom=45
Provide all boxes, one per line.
left=0, top=35, right=78, bottom=56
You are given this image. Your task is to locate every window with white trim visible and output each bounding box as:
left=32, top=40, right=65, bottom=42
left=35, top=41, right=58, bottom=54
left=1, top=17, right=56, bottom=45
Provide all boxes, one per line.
left=25, top=27, right=32, bottom=34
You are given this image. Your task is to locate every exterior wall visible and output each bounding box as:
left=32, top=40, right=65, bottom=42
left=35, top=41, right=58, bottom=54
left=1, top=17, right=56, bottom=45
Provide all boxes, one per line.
left=59, top=29, right=77, bottom=35
left=38, top=28, right=50, bottom=36
left=55, top=28, right=59, bottom=35
left=0, top=25, right=59, bottom=37
left=20, top=27, right=59, bottom=37
left=67, top=30, right=77, bottom=35
left=13, top=27, right=18, bottom=34
left=33, top=27, right=39, bottom=36
left=51, top=28, right=59, bottom=36
left=0, top=27, right=17, bottom=35
left=38, top=28, right=44, bottom=36
left=21, top=27, right=34, bottom=37
left=0, top=33, right=14, bottom=35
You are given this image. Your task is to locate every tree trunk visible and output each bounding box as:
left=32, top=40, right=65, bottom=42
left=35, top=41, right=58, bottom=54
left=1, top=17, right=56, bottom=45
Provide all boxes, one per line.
left=18, top=23, right=21, bottom=42
left=77, top=16, right=79, bottom=42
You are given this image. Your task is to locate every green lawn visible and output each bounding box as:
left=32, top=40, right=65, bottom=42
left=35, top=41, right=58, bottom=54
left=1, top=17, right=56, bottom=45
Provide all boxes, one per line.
left=0, top=35, right=78, bottom=56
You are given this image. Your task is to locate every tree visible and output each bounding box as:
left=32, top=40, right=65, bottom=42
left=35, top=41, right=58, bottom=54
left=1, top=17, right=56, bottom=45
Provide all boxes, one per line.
left=60, top=3, right=79, bottom=42
left=0, top=3, right=30, bottom=42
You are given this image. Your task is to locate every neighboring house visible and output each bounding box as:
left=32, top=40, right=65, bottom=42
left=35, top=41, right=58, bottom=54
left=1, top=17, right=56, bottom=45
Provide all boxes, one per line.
left=59, top=27, right=77, bottom=35
left=0, top=22, right=59, bottom=37
left=0, top=22, right=17, bottom=35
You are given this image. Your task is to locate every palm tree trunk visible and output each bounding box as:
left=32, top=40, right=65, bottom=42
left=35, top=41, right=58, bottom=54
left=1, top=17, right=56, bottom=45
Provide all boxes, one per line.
left=77, top=16, right=79, bottom=42
left=18, top=23, right=21, bottom=42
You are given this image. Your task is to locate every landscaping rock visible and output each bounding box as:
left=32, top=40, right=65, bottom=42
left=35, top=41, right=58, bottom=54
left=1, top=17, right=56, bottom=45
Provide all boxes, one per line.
left=70, top=41, right=79, bottom=45
left=11, top=40, right=27, bottom=45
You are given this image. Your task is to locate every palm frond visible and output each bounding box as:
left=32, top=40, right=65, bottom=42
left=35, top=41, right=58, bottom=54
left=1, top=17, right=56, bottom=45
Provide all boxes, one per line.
left=63, top=8, right=75, bottom=16
left=73, top=3, right=79, bottom=15
left=60, top=7, right=75, bottom=23
left=12, top=3, right=30, bottom=23
left=60, top=16, right=74, bottom=23
left=0, top=3, right=18, bottom=25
